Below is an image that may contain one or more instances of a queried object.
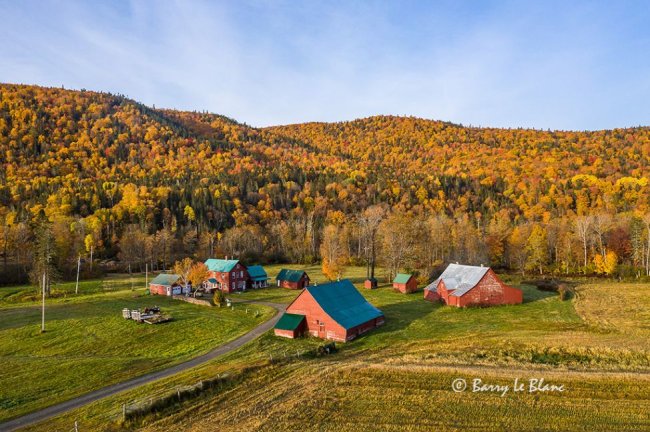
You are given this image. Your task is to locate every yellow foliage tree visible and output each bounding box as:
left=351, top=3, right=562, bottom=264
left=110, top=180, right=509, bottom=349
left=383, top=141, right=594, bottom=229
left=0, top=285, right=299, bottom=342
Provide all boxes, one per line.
left=594, top=251, right=618, bottom=275
left=188, top=262, right=210, bottom=287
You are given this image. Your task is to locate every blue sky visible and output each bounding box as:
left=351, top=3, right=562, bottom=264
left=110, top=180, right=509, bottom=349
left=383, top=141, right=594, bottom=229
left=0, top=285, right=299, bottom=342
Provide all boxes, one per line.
left=1, top=0, right=649, bottom=130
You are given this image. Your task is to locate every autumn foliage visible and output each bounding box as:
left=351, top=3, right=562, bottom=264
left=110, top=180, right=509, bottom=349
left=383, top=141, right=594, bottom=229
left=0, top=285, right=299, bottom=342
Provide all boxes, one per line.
left=0, top=83, right=649, bottom=284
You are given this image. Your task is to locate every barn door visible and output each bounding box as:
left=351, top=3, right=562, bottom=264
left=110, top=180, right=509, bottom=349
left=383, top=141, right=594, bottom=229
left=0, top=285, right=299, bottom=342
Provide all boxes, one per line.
left=318, top=321, right=326, bottom=338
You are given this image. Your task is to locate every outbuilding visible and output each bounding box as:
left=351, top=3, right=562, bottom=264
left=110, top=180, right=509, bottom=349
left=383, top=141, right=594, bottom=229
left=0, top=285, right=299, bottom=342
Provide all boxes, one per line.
left=393, top=273, right=418, bottom=293
left=247, top=265, right=269, bottom=289
left=424, top=263, right=523, bottom=307
left=273, top=313, right=306, bottom=339
left=276, top=269, right=310, bottom=289
left=149, top=273, right=186, bottom=296
left=275, top=279, right=384, bottom=342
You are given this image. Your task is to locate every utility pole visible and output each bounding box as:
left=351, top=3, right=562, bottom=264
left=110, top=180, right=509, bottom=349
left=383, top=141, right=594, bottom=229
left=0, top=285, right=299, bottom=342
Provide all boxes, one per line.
left=41, top=272, right=46, bottom=333
left=75, top=255, right=81, bottom=294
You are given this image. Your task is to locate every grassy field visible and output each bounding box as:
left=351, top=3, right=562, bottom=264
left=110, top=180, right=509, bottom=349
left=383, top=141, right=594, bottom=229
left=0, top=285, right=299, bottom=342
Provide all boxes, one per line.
left=8, top=265, right=650, bottom=431
left=136, top=362, right=649, bottom=432
left=0, top=274, right=148, bottom=305
left=0, top=276, right=274, bottom=422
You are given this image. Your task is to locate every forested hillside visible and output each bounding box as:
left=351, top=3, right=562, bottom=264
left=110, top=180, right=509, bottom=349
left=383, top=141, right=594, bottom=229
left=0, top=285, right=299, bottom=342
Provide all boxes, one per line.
left=0, top=83, right=648, bottom=285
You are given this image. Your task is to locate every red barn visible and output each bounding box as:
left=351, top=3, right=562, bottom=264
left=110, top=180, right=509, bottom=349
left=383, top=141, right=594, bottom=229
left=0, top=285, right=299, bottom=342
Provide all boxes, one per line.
left=149, top=273, right=185, bottom=296
left=204, top=259, right=249, bottom=293
left=393, top=273, right=418, bottom=293
left=276, top=269, right=310, bottom=289
left=424, top=264, right=522, bottom=307
left=274, top=279, right=384, bottom=342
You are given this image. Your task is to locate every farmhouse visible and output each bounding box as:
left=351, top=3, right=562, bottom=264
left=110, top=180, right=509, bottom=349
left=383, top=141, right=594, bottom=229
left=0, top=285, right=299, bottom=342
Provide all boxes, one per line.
left=276, top=269, right=310, bottom=289
left=274, top=279, right=384, bottom=342
left=424, top=263, right=523, bottom=307
left=204, top=258, right=249, bottom=293
left=149, top=273, right=190, bottom=296
left=393, top=273, right=418, bottom=293
left=247, top=265, right=269, bottom=288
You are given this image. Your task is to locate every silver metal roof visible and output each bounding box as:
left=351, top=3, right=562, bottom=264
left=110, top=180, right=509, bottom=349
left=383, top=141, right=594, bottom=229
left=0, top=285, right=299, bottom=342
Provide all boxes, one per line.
left=425, top=264, right=490, bottom=297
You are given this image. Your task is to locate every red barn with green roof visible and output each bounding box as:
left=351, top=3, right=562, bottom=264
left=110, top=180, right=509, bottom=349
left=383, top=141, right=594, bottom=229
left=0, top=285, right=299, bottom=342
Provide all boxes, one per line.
left=393, top=273, right=417, bottom=293
left=274, top=313, right=306, bottom=339
left=276, top=269, right=310, bottom=289
left=149, top=273, right=182, bottom=296
left=275, top=279, right=384, bottom=342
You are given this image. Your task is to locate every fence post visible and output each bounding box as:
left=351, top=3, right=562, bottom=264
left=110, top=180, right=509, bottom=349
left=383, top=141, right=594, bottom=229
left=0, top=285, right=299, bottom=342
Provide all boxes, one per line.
left=122, top=403, right=126, bottom=422
left=74, top=420, right=78, bottom=432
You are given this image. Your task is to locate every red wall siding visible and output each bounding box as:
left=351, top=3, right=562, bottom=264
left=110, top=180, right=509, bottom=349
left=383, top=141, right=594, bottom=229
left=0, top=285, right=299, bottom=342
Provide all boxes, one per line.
left=279, top=274, right=310, bottom=290
left=149, top=284, right=167, bottom=296
left=287, top=291, right=348, bottom=341
left=209, top=263, right=250, bottom=293
left=423, top=289, right=440, bottom=302
left=394, top=277, right=418, bottom=294
left=437, top=280, right=452, bottom=303
left=345, top=316, right=385, bottom=341
left=274, top=328, right=298, bottom=339
left=453, top=270, right=522, bottom=307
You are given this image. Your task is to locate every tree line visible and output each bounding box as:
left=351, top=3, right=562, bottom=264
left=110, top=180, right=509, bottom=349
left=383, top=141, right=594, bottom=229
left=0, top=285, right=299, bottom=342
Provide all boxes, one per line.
left=0, top=84, right=648, bottom=289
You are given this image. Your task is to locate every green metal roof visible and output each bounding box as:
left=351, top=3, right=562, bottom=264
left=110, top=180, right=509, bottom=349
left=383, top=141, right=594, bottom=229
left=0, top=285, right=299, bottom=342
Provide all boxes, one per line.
left=305, top=280, right=383, bottom=330
left=204, top=259, right=240, bottom=273
left=247, top=265, right=268, bottom=281
left=274, top=313, right=305, bottom=331
left=277, top=269, right=307, bottom=282
left=207, top=278, right=218, bottom=284
left=150, top=273, right=181, bottom=287
left=393, top=273, right=413, bottom=284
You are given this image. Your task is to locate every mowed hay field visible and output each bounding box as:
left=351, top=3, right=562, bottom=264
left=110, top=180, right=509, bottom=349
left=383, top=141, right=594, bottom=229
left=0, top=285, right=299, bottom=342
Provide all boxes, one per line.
left=140, top=362, right=650, bottom=432
left=0, top=276, right=274, bottom=422
left=21, top=266, right=650, bottom=432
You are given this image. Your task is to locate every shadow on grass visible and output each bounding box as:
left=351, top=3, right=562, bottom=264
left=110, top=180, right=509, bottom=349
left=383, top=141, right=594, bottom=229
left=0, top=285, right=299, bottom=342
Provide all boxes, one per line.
left=519, top=284, right=557, bottom=304
left=371, top=297, right=437, bottom=336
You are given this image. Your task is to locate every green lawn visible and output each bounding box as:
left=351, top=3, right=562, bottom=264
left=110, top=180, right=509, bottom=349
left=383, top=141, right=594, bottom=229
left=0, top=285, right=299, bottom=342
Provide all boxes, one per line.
left=0, top=274, right=148, bottom=305
left=0, top=278, right=274, bottom=422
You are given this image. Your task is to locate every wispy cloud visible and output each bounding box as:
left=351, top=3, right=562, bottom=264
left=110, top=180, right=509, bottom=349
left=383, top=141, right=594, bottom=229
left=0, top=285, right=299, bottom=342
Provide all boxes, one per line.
left=1, top=0, right=649, bottom=130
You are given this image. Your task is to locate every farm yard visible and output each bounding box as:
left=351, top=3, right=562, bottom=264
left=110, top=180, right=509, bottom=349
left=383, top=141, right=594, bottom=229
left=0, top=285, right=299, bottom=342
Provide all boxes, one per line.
left=9, top=265, right=649, bottom=432
left=0, top=275, right=274, bottom=422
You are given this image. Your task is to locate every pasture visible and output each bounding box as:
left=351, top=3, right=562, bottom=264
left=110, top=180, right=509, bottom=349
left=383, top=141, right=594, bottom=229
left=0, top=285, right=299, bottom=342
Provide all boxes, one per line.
left=0, top=277, right=274, bottom=422
left=6, top=266, right=650, bottom=431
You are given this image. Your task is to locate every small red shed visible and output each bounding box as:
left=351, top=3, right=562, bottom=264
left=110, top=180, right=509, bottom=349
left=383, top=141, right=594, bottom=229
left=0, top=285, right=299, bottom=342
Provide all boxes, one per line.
left=393, top=273, right=418, bottom=293
left=276, top=269, right=310, bottom=290
left=273, top=313, right=306, bottom=339
left=275, top=279, right=384, bottom=342
left=424, top=264, right=522, bottom=307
